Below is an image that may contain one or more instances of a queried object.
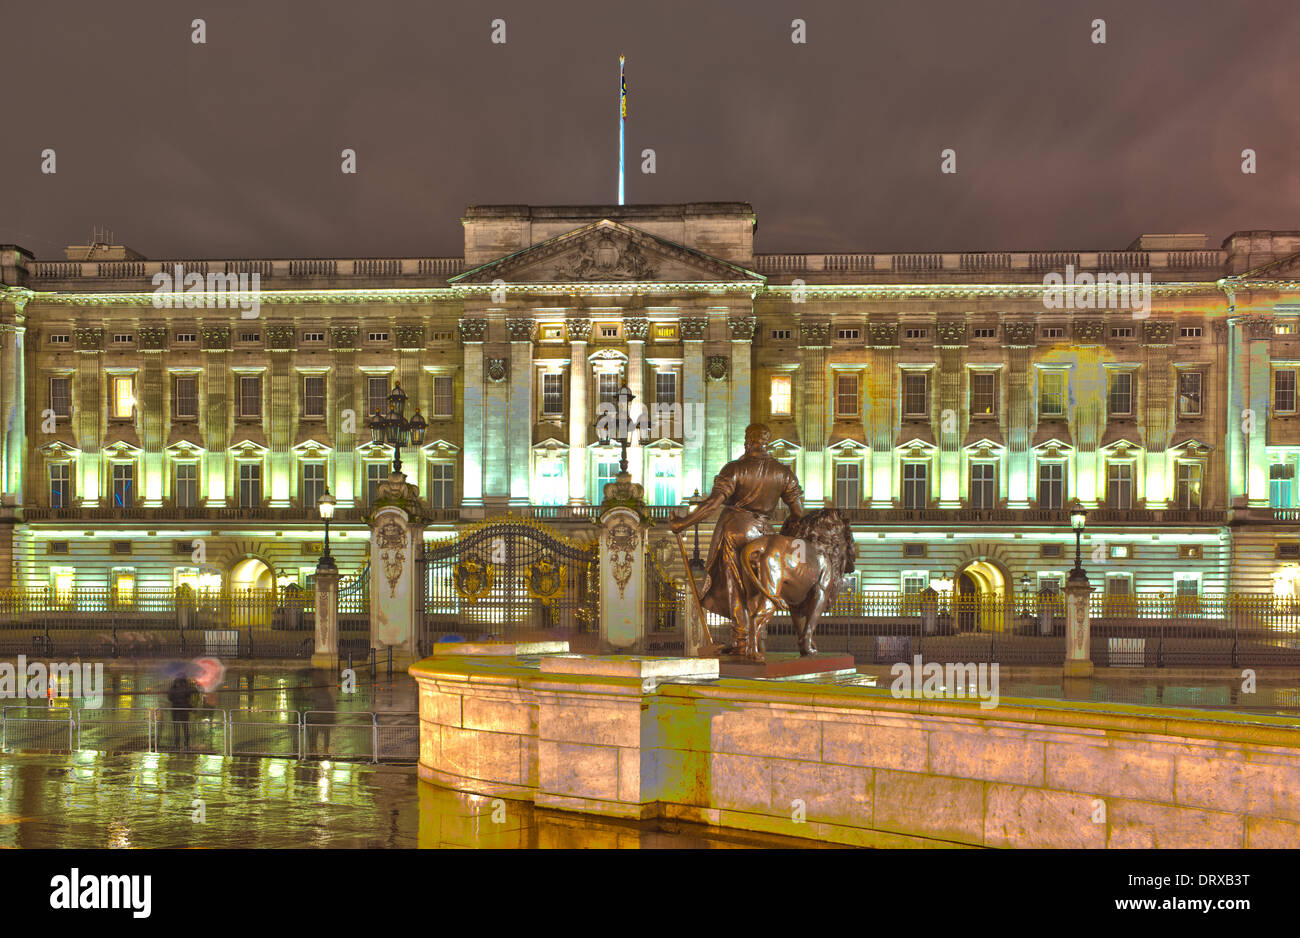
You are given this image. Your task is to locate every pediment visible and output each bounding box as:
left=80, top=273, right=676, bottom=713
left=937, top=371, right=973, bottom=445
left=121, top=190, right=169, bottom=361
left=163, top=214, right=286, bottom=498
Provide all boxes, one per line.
left=37, top=440, right=79, bottom=457
left=1238, top=249, right=1300, bottom=281
left=293, top=437, right=333, bottom=458
left=421, top=438, right=461, bottom=457
left=451, top=219, right=764, bottom=285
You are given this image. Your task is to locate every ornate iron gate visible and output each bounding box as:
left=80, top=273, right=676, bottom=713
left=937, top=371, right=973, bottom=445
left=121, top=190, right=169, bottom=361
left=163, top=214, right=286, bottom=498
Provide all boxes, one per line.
left=416, top=516, right=598, bottom=654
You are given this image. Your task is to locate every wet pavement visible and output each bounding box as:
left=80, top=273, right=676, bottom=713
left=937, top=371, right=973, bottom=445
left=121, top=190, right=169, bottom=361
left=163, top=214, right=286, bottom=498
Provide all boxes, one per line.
left=0, top=750, right=826, bottom=848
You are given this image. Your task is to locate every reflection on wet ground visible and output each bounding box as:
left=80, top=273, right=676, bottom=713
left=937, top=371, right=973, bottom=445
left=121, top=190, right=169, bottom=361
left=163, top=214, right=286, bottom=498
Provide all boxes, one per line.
left=0, top=751, right=825, bottom=848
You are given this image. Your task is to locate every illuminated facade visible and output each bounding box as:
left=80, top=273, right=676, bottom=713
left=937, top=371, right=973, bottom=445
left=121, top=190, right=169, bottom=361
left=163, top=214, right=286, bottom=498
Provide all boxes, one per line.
left=2, top=204, right=1300, bottom=603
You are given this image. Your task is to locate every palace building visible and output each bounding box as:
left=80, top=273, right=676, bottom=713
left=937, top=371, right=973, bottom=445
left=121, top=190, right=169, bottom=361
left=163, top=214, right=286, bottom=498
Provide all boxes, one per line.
left=1, top=202, right=1299, bottom=608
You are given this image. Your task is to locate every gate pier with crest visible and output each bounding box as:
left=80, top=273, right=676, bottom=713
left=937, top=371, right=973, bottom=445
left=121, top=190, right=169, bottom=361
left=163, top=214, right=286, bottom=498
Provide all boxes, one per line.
left=368, top=470, right=431, bottom=665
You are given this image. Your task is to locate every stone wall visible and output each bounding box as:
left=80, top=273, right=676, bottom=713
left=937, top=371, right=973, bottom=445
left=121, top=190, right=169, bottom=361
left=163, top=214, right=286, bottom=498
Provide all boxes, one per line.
left=412, top=650, right=1300, bottom=848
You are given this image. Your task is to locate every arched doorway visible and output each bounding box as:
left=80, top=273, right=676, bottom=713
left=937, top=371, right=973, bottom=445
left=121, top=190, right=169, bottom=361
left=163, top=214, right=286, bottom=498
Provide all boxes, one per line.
left=955, top=559, right=1008, bottom=632
left=230, top=557, right=274, bottom=629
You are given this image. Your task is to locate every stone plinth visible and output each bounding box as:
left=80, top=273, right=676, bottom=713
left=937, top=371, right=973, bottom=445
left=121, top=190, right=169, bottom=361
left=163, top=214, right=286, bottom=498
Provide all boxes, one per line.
left=310, top=562, right=339, bottom=670
left=412, top=650, right=1300, bottom=848
left=430, top=641, right=570, bottom=657
left=1064, top=571, right=1095, bottom=678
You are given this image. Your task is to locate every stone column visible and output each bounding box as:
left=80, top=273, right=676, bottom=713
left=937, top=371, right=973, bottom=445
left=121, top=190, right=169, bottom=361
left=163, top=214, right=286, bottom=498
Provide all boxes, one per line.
left=75, top=328, right=104, bottom=505
left=1244, top=317, right=1271, bottom=507
left=625, top=317, right=648, bottom=485
left=704, top=354, right=728, bottom=486
left=798, top=322, right=830, bottom=506
left=598, top=474, right=649, bottom=653
left=1142, top=321, right=1175, bottom=509
left=506, top=317, right=534, bottom=506
left=1063, top=568, right=1095, bottom=677
left=936, top=322, right=966, bottom=508
left=728, top=317, right=755, bottom=461
left=330, top=325, right=359, bottom=507
left=458, top=318, right=487, bottom=507
left=868, top=324, right=898, bottom=508
left=268, top=323, right=294, bottom=507
left=1071, top=320, right=1105, bottom=507
left=1005, top=323, right=1035, bottom=508
left=311, top=561, right=339, bottom=669
left=567, top=318, right=590, bottom=504
left=202, top=325, right=230, bottom=506
left=681, top=317, right=708, bottom=499
left=138, top=327, right=166, bottom=506
left=368, top=473, right=429, bottom=664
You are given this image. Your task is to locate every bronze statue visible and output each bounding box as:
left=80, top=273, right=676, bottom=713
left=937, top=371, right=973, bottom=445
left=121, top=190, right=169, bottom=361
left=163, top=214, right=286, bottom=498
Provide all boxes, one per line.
left=671, top=423, right=856, bottom=661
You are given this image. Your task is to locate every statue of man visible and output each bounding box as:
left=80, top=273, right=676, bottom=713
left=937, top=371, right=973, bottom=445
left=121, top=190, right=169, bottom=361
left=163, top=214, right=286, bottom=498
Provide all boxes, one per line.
left=671, top=423, right=805, bottom=652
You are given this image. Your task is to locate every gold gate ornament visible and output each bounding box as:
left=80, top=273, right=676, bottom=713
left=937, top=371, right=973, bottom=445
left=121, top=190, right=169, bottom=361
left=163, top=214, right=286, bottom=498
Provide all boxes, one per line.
left=453, top=555, right=494, bottom=604
left=525, top=557, right=567, bottom=607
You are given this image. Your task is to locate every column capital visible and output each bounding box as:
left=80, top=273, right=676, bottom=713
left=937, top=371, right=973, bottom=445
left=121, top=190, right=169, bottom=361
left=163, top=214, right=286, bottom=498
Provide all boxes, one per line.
left=799, top=321, right=831, bottom=347
left=506, top=317, right=535, bottom=343
left=566, top=317, right=592, bottom=342
left=623, top=317, right=650, bottom=341
left=680, top=317, right=709, bottom=341
left=458, top=317, right=488, bottom=344
left=727, top=316, right=756, bottom=341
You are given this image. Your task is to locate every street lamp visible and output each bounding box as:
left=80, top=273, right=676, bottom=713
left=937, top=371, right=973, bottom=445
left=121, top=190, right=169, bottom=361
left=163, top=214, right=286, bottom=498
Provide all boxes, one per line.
left=1069, top=500, right=1088, bottom=580
left=1020, top=573, right=1033, bottom=616
left=317, top=489, right=337, bottom=572
left=594, top=384, right=648, bottom=475
left=368, top=382, right=426, bottom=474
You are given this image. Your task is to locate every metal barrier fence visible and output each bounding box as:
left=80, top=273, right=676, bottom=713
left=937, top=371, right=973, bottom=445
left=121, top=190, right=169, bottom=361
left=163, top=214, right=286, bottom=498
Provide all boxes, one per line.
left=0, top=706, right=417, bottom=762
left=0, top=586, right=348, bottom=659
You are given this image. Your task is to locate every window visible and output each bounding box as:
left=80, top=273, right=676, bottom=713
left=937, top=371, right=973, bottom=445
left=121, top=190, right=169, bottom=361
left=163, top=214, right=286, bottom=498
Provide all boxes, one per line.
left=1277, top=322, right=1298, bottom=336
left=238, top=463, right=261, bottom=509
left=238, top=331, right=261, bottom=343
left=1106, top=575, right=1132, bottom=596
left=535, top=461, right=567, bottom=505
left=651, top=460, right=678, bottom=507
left=1271, top=463, right=1295, bottom=508
left=1174, top=573, right=1201, bottom=598
left=174, top=463, right=198, bottom=508
left=368, top=376, right=390, bottom=417
left=902, top=573, right=929, bottom=599
left=969, top=463, right=996, bottom=508
left=970, top=372, right=997, bottom=416
left=834, top=462, right=861, bottom=509
left=655, top=371, right=676, bottom=405
left=49, top=464, right=70, bottom=508
left=597, top=373, right=620, bottom=410
left=836, top=374, right=859, bottom=416
left=903, top=543, right=927, bottom=558
left=837, top=328, right=860, bottom=340
left=1038, top=574, right=1064, bottom=594
left=594, top=459, right=618, bottom=503
left=903, top=328, right=927, bottom=340
left=1040, top=544, right=1064, bottom=558
left=1111, top=327, right=1134, bottom=338
left=111, top=463, right=134, bottom=508
left=1037, top=462, right=1065, bottom=509
left=973, top=327, right=996, bottom=339
left=1108, top=371, right=1133, bottom=416
left=49, top=377, right=71, bottom=418
left=173, top=376, right=198, bottom=419
left=1178, top=371, right=1202, bottom=416
left=111, top=376, right=135, bottom=419
left=903, top=372, right=928, bottom=416
left=433, top=375, right=454, bottom=417
left=902, top=462, right=927, bottom=509
left=301, top=462, right=326, bottom=509
left=1181, top=326, right=1203, bottom=338
left=239, top=375, right=262, bottom=419
left=653, top=324, right=677, bottom=341
left=302, top=375, right=326, bottom=418
left=540, top=325, right=563, bottom=342
left=1275, top=369, right=1297, bottom=413
left=1106, top=462, right=1133, bottom=510
left=541, top=373, right=564, bottom=418
left=49, top=334, right=70, bottom=345
left=771, top=329, right=792, bottom=340
left=111, top=569, right=136, bottom=605
left=175, top=332, right=197, bottom=344
left=365, top=463, right=387, bottom=507
left=303, top=332, right=325, bottom=343
left=1042, top=327, right=1065, bottom=338
left=770, top=375, right=792, bottom=416
left=599, top=325, right=619, bottom=339
left=430, top=331, right=453, bottom=342
left=112, top=333, right=134, bottom=344
left=428, top=463, right=455, bottom=509
left=1175, top=463, right=1202, bottom=510
left=368, top=331, right=390, bottom=343
left=1039, top=371, right=1065, bottom=417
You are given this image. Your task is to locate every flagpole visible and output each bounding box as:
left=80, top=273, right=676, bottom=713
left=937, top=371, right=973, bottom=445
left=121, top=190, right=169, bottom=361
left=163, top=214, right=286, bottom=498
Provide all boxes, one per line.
left=618, top=54, right=625, bottom=206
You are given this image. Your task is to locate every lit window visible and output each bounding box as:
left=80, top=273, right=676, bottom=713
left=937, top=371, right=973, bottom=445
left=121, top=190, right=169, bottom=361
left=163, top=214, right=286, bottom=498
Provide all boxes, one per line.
left=429, top=463, right=455, bottom=509
left=593, top=459, right=618, bottom=503
left=49, top=464, right=70, bottom=508
left=1275, top=369, right=1297, bottom=413
left=1271, top=463, right=1294, bottom=508
left=597, top=373, right=620, bottom=410
left=301, top=462, right=326, bottom=509
left=1178, top=371, right=1202, bottom=416
left=1106, top=462, right=1133, bottom=510
left=902, top=462, right=927, bottom=509
left=969, top=463, right=996, bottom=508
left=836, top=374, right=859, bottom=417
left=971, top=372, right=997, bottom=416
left=368, top=376, right=390, bottom=418
left=1039, top=370, right=1065, bottom=417
left=1276, top=322, right=1297, bottom=336
left=653, top=324, right=678, bottom=341
left=541, top=373, right=564, bottom=418
left=1037, top=462, right=1064, bottom=509
left=540, top=325, right=563, bottom=341
left=1111, top=327, right=1134, bottom=338
left=112, top=463, right=134, bottom=508
left=834, top=462, right=860, bottom=508
left=651, top=459, right=678, bottom=506
left=903, top=372, right=928, bottom=417
left=433, top=375, right=454, bottom=418
left=770, top=375, right=792, bottom=416
left=112, top=376, right=135, bottom=419
left=1176, top=463, right=1203, bottom=510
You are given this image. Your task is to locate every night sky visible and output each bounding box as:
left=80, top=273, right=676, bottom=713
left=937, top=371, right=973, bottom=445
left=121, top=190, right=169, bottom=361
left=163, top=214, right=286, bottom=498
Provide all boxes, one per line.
left=3, top=0, right=1297, bottom=260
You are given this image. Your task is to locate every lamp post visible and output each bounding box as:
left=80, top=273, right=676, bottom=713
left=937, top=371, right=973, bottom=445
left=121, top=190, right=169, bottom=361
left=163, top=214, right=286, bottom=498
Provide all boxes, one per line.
left=1069, top=499, right=1088, bottom=580
left=1020, top=573, right=1033, bottom=616
left=686, top=489, right=706, bottom=580
left=368, top=381, right=427, bottom=474
left=594, top=383, right=648, bottom=476
left=317, top=489, right=337, bottom=572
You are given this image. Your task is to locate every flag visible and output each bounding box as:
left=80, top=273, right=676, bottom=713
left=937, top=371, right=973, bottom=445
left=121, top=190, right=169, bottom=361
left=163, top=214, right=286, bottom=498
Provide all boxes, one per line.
left=620, top=55, right=627, bottom=119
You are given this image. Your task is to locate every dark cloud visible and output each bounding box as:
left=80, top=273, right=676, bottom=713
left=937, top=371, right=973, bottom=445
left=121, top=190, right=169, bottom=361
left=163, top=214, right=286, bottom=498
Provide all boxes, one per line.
left=3, top=0, right=1297, bottom=259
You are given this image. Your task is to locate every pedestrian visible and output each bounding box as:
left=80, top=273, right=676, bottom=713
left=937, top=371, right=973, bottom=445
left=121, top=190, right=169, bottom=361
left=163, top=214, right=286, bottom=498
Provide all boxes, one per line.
left=166, top=675, right=196, bottom=750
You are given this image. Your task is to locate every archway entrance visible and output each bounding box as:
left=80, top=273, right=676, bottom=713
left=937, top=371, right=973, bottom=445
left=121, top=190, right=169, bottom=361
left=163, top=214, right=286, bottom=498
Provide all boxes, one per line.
left=955, top=559, right=1008, bottom=632
left=230, top=558, right=273, bottom=629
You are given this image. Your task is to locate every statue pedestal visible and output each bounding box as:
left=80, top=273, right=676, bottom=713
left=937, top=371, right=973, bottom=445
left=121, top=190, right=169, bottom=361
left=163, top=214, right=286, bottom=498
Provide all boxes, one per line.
left=716, top=653, right=857, bottom=680
left=310, top=562, right=339, bottom=670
